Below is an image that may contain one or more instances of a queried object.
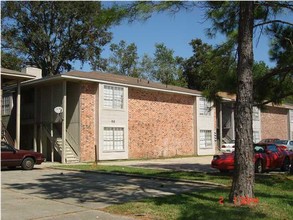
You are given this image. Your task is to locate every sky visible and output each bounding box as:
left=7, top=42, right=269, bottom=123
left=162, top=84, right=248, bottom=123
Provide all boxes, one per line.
left=74, top=2, right=292, bottom=72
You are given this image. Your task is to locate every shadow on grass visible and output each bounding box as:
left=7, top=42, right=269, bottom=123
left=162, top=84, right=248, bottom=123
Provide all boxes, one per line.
left=58, top=164, right=234, bottom=186
left=109, top=188, right=268, bottom=220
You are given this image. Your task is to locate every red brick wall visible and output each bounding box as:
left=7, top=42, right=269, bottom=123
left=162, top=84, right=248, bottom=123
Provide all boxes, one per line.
left=128, top=88, right=195, bottom=159
left=79, top=83, right=97, bottom=161
left=261, top=106, right=288, bottom=139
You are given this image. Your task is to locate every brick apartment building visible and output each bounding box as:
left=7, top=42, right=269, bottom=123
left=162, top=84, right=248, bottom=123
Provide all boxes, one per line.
left=2, top=67, right=293, bottom=163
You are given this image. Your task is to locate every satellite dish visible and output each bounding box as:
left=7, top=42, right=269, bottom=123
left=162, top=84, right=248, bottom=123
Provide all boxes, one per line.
left=54, top=106, right=63, bottom=114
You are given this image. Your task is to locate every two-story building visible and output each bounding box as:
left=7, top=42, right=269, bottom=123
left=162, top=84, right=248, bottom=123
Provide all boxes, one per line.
left=2, top=67, right=293, bottom=163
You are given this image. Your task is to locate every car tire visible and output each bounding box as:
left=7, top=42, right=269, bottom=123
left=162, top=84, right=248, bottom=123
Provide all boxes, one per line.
left=255, top=159, right=264, bottom=173
left=219, top=169, right=229, bottom=173
left=21, top=157, right=35, bottom=170
left=281, top=157, right=290, bottom=172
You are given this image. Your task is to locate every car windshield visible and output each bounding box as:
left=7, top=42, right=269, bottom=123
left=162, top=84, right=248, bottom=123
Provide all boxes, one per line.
left=254, top=145, right=265, bottom=153
left=275, top=140, right=287, bottom=144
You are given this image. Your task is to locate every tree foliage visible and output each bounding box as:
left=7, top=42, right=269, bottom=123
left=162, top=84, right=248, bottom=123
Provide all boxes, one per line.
left=205, top=1, right=293, bottom=106
left=1, top=51, right=24, bottom=71
left=1, top=1, right=123, bottom=76
left=105, top=40, right=140, bottom=77
left=150, top=43, right=186, bottom=87
left=183, top=39, right=237, bottom=100
left=102, top=41, right=186, bottom=86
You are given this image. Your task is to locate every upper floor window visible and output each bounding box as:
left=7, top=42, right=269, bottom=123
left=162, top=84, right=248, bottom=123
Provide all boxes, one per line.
left=199, top=97, right=211, bottom=116
left=290, top=110, right=293, bottom=123
left=103, top=85, right=124, bottom=109
left=1, top=94, right=12, bottom=116
left=253, top=107, right=260, bottom=121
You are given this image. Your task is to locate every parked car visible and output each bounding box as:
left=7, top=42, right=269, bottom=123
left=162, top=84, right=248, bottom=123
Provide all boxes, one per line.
left=1, top=141, right=46, bottom=170
left=275, top=140, right=293, bottom=151
left=211, top=143, right=293, bottom=173
left=258, top=138, right=280, bottom=144
left=220, top=142, right=235, bottom=153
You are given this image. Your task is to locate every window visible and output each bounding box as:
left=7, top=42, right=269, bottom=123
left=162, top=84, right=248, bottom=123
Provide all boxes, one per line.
left=103, top=127, right=124, bottom=151
left=253, top=131, right=260, bottom=143
left=253, top=107, right=260, bottom=121
left=290, top=110, right=293, bottom=123
left=267, top=145, right=278, bottom=152
left=1, top=142, right=14, bottom=152
left=1, top=95, right=12, bottom=115
left=103, top=85, right=124, bottom=109
left=199, top=130, right=212, bottom=149
left=199, top=97, right=211, bottom=116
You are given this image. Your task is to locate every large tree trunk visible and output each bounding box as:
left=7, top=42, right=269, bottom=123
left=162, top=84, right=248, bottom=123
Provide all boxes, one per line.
left=229, top=2, right=255, bottom=205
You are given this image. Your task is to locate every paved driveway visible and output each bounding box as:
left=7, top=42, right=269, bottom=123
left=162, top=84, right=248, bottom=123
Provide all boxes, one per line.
left=1, top=166, right=218, bottom=220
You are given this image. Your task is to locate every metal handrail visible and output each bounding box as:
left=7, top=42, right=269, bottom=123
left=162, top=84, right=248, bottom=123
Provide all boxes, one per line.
left=1, top=122, right=14, bottom=146
left=66, top=130, right=79, bottom=156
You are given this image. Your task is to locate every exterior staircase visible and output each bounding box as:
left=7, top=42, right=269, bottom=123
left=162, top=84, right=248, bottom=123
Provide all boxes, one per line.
left=55, top=138, right=79, bottom=163
left=1, top=122, right=14, bottom=146
left=222, top=136, right=234, bottom=144
left=42, top=124, right=79, bottom=163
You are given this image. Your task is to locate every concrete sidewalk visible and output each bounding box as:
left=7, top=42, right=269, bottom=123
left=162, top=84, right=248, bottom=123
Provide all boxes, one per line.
left=98, top=156, right=214, bottom=172
left=40, top=156, right=215, bottom=173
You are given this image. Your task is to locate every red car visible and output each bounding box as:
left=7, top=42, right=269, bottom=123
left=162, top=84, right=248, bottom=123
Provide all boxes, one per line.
left=211, top=143, right=293, bottom=173
left=1, top=141, right=46, bottom=170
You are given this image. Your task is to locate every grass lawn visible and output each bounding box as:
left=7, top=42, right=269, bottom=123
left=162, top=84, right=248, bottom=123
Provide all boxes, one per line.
left=55, top=164, right=293, bottom=220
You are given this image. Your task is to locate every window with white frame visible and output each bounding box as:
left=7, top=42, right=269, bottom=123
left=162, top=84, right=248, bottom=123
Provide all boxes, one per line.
left=103, top=127, right=124, bottom=151
left=199, top=130, right=212, bottom=149
left=253, top=131, right=260, bottom=143
left=103, top=85, right=124, bottom=109
left=253, top=107, right=260, bottom=121
left=290, top=110, right=293, bottom=123
left=199, top=97, right=211, bottom=116
left=1, top=95, right=12, bottom=116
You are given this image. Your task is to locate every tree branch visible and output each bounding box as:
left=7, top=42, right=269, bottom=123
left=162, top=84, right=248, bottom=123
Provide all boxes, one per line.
left=255, top=65, right=293, bottom=85
left=255, top=1, right=293, bottom=12
left=254, top=20, right=293, bottom=28
left=258, top=91, right=293, bottom=106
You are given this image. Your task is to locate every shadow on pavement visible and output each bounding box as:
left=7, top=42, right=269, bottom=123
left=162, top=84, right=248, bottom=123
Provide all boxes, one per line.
left=2, top=170, right=219, bottom=208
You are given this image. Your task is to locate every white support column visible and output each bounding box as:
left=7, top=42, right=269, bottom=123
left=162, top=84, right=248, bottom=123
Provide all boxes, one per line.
left=40, top=125, right=43, bottom=154
left=16, top=81, right=21, bottom=149
left=33, top=88, right=37, bottom=152
left=33, top=124, right=37, bottom=152
left=50, top=87, right=54, bottom=162
left=62, top=81, right=67, bottom=164
left=231, top=103, right=235, bottom=140
left=39, top=87, right=43, bottom=154
left=50, top=123, right=54, bottom=162
left=219, top=102, right=223, bottom=148
left=193, top=97, right=198, bottom=155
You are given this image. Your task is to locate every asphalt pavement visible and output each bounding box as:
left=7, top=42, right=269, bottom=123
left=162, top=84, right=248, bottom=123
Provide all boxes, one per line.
left=1, top=157, right=218, bottom=220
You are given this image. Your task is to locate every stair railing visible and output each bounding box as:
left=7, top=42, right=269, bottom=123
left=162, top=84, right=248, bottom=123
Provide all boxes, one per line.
left=1, top=122, right=14, bottom=146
